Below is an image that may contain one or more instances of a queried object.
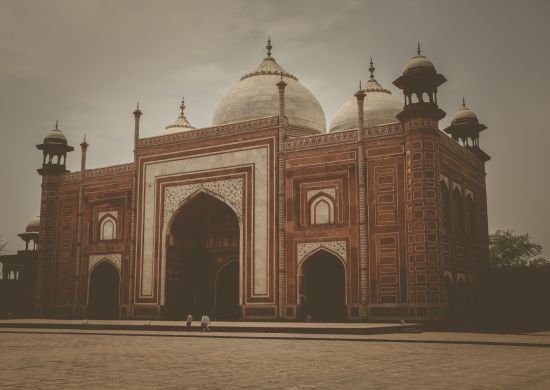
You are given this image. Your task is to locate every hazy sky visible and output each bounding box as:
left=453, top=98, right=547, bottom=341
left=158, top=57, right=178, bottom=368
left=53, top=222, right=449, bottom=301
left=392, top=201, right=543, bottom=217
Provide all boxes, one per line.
left=1, top=0, right=549, bottom=256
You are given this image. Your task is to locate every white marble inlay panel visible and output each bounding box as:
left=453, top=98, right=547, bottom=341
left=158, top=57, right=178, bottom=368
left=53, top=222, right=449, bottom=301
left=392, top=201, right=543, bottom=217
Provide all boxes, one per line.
left=140, top=146, right=270, bottom=298
left=297, top=240, right=347, bottom=265
left=98, top=210, right=118, bottom=222
left=89, top=253, right=121, bottom=272
left=306, top=187, right=336, bottom=202
left=163, top=178, right=243, bottom=225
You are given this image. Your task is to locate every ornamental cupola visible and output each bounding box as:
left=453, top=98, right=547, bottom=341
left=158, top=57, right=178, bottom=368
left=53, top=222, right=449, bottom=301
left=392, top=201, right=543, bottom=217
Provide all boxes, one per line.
left=393, top=44, right=447, bottom=122
left=162, top=98, right=196, bottom=134
left=444, top=98, right=490, bottom=161
left=36, top=121, right=74, bottom=175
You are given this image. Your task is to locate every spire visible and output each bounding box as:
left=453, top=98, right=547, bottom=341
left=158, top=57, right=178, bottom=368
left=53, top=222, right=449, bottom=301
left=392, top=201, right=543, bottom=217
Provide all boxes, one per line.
left=133, top=101, right=142, bottom=117
left=266, top=35, right=272, bottom=58
left=180, top=97, right=186, bottom=116
left=417, top=42, right=421, bottom=55
left=462, top=97, right=466, bottom=108
left=359, top=80, right=362, bottom=90
left=369, top=57, right=375, bottom=80
left=55, top=120, right=59, bottom=130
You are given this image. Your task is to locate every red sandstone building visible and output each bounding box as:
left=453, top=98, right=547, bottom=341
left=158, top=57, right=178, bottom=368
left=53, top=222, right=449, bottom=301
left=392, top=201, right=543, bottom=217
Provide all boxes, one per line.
left=31, top=41, right=491, bottom=321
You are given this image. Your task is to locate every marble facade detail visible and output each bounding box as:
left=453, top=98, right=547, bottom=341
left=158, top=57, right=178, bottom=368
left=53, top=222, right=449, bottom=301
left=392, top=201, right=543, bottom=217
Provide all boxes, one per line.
left=89, top=253, right=122, bottom=272
left=297, top=240, right=347, bottom=265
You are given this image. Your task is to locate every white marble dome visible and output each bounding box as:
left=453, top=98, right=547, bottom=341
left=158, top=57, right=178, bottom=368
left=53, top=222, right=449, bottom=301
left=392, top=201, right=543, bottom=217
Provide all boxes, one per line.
left=330, top=64, right=402, bottom=132
left=451, top=99, right=479, bottom=125
left=212, top=41, right=326, bottom=133
left=26, top=216, right=40, bottom=232
left=44, top=121, right=67, bottom=144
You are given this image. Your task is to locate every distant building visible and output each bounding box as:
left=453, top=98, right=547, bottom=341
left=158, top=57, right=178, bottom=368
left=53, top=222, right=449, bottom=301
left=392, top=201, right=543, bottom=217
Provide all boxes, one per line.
left=32, top=40, right=491, bottom=320
left=0, top=217, right=39, bottom=316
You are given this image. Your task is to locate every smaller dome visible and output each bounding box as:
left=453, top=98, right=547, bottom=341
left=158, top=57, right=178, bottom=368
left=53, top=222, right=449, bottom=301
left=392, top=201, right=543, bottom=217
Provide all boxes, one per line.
left=330, top=59, right=402, bottom=132
left=161, top=98, right=196, bottom=134
left=403, top=44, right=436, bottom=75
left=26, top=216, right=40, bottom=232
left=451, top=98, right=479, bottom=125
left=44, top=121, right=67, bottom=144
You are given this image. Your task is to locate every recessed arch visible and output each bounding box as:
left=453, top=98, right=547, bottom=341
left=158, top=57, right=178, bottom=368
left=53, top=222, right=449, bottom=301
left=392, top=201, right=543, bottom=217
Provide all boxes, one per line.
left=308, top=193, right=335, bottom=225
left=163, top=191, right=241, bottom=320
left=87, top=260, right=120, bottom=319
left=99, top=214, right=117, bottom=241
left=298, top=249, right=347, bottom=321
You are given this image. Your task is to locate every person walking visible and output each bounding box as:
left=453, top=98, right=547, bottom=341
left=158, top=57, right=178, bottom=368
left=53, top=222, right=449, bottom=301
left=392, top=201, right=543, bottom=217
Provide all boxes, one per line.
left=200, top=314, right=211, bottom=332
left=186, top=314, right=193, bottom=331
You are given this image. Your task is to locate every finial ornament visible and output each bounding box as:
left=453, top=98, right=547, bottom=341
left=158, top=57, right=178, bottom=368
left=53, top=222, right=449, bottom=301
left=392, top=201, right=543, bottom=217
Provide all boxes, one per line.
left=55, top=120, right=59, bottom=130
left=417, top=42, right=421, bottom=55
left=83, top=134, right=86, bottom=142
left=368, top=57, right=375, bottom=80
left=137, top=102, right=140, bottom=110
left=266, top=35, right=272, bottom=58
left=462, top=97, right=466, bottom=108
left=359, top=80, right=362, bottom=90
left=180, top=97, right=186, bottom=116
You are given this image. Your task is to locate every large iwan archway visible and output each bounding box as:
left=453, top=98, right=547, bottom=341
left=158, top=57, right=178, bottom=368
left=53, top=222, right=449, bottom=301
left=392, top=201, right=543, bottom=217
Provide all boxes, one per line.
left=88, top=261, right=119, bottom=319
left=164, top=192, right=240, bottom=320
left=300, top=250, right=346, bottom=321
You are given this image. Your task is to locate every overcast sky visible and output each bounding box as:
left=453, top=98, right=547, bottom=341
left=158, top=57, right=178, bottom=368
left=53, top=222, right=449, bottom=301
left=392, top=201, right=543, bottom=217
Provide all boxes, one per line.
left=1, top=0, right=549, bottom=256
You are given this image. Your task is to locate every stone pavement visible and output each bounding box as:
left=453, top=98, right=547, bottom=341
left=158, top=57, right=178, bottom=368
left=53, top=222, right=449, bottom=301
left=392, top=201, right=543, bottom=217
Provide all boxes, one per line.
left=0, top=329, right=549, bottom=389
left=0, top=319, right=420, bottom=334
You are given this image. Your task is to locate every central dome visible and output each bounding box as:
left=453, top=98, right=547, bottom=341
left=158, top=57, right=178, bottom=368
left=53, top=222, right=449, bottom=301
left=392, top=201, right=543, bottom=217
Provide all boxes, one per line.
left=212, top=39, right=326, bottom=133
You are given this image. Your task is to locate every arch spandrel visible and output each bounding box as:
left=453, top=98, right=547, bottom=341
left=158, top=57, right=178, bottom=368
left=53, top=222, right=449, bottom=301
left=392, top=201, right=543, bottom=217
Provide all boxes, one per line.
left=163, top=178, right=243, bottom=227
left=296, top=240, right=347, bottom=267
left=89, top=254, right=122, bottom=273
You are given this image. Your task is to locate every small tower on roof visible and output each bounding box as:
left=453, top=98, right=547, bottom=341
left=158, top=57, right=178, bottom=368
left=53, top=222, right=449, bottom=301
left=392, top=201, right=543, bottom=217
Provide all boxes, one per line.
left=444, top=98, right=490, bottom=161
left=393, top=43, right=447, bottom=122
left=36, top=121, right=74, bottom=176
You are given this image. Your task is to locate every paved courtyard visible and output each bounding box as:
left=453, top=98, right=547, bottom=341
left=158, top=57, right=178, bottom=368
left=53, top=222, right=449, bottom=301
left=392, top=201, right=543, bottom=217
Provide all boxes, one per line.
left=0, top=329, right=549, bottom=389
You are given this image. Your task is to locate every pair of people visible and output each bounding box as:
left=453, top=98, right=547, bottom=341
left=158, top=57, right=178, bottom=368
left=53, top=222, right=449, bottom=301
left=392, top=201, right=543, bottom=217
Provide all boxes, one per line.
left=185, top=314, right=211, bottom=332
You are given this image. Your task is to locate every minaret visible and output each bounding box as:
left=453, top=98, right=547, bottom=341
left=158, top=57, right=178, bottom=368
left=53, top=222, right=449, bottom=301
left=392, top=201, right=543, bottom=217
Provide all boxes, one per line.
left=276, top=71, right=288, bottom=319
left=393, top=45, right=446, bottom=319
left=73, top=135, right=88, bottom=315
left=35, top=121, right=74, bottom=315
left=355, top=81, right=368, bottom=318
left=444, top=98, right=490, bottom=161
left=128, top=103, right=142, bottom=316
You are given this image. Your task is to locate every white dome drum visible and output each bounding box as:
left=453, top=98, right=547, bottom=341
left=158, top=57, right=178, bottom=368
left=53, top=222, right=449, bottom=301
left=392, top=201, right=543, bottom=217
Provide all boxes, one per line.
left=212, top=39, right=326, bottom=134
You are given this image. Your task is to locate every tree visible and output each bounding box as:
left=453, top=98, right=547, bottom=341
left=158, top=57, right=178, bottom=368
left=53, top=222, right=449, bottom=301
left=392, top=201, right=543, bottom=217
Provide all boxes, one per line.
left=489, top=229, right=549, bottom=268
left=0, top=236, right=7, bottom=254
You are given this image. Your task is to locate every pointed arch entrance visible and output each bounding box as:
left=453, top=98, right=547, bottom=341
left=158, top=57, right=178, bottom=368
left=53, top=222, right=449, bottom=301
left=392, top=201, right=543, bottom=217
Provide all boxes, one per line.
left=164, top=192, right=241, bottom=320
left=88, top=261, right=119, bottom=319
left=299, top=249, right=346, bottom=322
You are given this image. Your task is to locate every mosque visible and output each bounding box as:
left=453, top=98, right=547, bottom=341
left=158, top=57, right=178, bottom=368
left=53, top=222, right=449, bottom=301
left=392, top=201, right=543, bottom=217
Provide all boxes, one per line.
left=7, top=39, right=491, bottom=321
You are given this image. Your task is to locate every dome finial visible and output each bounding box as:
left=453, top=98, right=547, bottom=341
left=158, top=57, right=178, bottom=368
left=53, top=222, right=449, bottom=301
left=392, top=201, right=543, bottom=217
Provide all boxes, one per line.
left=359, top=80, right=362, bottom=90
left=55, top=120, right=59, bottom=130
left=417, top=42, right=421, bottom=56
left=369, top=57, right=375, bottom=80
left=266, top=35, right=272, bottom=58
left=462, top=97, right=466, bottom=108
left=180, top=97, right=186, bottom=116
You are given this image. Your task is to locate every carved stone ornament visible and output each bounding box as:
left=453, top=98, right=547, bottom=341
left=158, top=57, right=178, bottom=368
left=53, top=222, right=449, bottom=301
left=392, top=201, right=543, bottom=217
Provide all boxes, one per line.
left=163, top=178, right=243, bottom=225
left=89, top=253, right=122, bottom=272
left=306, top=188, right=336, bottom=202
left=297, top=240, right=347, bottom=265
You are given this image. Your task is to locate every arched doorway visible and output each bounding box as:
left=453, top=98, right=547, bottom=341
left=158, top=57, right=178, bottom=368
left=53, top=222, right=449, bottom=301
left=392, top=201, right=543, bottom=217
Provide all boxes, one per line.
left=215, top=261, right=240, bottom=319
left=165, top=192, right=240, bottom=320
left=300, top=250, right=346, bottom=322
left=88, top=261, right=119, bottom=319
